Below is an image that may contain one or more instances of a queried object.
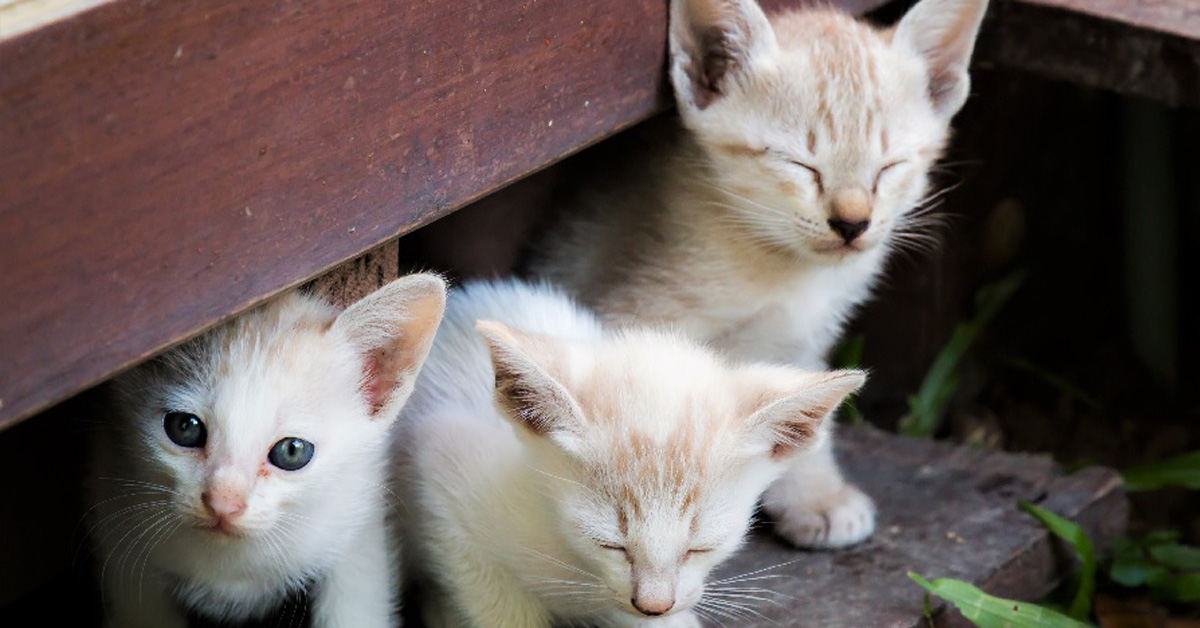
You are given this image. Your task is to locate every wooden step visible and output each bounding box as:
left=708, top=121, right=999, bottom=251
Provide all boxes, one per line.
left=711, top=425, right=1127, bottom=628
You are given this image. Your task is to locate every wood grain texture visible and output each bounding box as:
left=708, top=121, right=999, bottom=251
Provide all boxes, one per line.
left=306, top=239, right=399, bottom=308
left=709, top=426, right=1126, bottom=628
left=0, top=0, right=895, bottom=432
left=980, top=0, right=1200, bottom=108
left=1015, top=0, right=1200, bottom=42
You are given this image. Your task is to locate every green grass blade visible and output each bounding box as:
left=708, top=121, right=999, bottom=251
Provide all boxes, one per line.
left=1018, top=501, right=1095, bottom=621
left=999, top=355, right=1105, bottom=413
left=900, top=269, right=1027, bottom=438
left=908, top=573, right=1094, bottom=628
left=1123, top=450, right=1200, bottom=491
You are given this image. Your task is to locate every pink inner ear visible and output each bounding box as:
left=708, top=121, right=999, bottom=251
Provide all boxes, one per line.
left=361, top=348, right=400, bottom=417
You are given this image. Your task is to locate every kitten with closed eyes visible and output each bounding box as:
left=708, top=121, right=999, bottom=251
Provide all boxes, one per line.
left=393, top=279, right=864, bottom=628
left=528, top=0, right=989, bottom=549
left=87, top=273, right=446, bottom=628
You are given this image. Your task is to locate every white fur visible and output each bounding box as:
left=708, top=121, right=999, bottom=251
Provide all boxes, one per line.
left=88, top=274, right=446, bottom=628
left=529, top=0, right=988, bottom=549
left=394, top=279, right=863, bottom=627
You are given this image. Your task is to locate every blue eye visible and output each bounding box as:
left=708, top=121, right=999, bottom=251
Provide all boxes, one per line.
left=268, top=438, right=314, bottom=471
left=163, top=412, right=206, bottom=448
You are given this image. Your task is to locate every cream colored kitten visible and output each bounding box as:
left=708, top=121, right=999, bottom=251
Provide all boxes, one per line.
left=528, top=0, right=988, bottom=548
left=88, top=274, right=446, bottom=628
left=394, top=279, right=864, bottom=627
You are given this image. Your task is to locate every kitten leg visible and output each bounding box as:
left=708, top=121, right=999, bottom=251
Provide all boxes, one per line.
left=310, top=514, right=398, bottom=628
left=761, top=430, right=875, bottom=548
left=104, top=577, right=188, bottom=628
left=429, top=563, right=552, bottom=628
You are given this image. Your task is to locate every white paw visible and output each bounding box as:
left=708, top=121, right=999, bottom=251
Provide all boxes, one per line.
left=763, top=482, right=875, bottom=549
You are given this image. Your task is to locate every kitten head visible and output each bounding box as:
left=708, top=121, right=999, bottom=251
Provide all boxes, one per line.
left=478, top=320, right=864, bottom=619
left=108, top=274, right=445, bottom=543
left=669, top=0, right=987, bottom=260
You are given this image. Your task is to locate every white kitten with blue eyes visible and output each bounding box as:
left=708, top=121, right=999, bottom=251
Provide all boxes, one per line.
left=394, top=279, right=864, bottom=628
left=87, top=274, right=446, bottom=628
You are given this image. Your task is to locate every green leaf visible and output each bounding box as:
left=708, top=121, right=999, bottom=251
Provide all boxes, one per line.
left=900, top=270, right=1027, bottom=438
left=1123, top=450, right=1200, bottom=491
left=908, top=573, right=1094, bottom=628
left=1159, top=572, right=1200, bottom=602
left=1147, top=543, right=1200, bottom=571
left=1108, top=552, right=1166, bottom=588
left=1018, top=501, right=1095, bottom=621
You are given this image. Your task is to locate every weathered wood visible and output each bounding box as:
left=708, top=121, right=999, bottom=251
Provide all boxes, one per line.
left=306, top=239, right=399, bottom=308
left=0, top=0, right=892, bottom=433
left=710, top=426, right=1126, bottom=628
left=979, top=1, right=1200, bottom=108
left=1016, top=0, right=1200, bottom=43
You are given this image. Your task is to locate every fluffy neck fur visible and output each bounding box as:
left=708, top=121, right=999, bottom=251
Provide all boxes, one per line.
left=396, top=280, right=863, bottom=627
left=89, top=275, right=445, bottom=628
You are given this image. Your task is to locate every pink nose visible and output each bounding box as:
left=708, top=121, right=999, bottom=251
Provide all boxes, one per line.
left=632, top=597, right=674, bottom=616
left=202, top=488, right=246, bottom=521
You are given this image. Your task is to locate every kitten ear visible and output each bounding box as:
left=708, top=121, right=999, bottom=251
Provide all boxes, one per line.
left=669, top=0, right=778, bottom=111
left=892, top=0, right=989, bottom=118
left=332, top=273, right=447, bottom=421
left=742, top=369, right=866, bottom=459
left=476, top=321, right=586, bottom=448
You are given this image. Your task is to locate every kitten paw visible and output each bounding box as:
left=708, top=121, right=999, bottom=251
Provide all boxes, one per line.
left=763, top=482, right=875, bottom=549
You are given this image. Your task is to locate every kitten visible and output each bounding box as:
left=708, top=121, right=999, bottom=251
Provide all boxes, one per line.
left=527, top=0, right=988, bottom=548
left=394, top=279, right=864, bottom=627
left=87, top=274, right=446, bottom=628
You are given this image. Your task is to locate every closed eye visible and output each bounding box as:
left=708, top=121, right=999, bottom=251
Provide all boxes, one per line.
left=599, top=542, right=627, bottom=553
left=873, top=160, right=905, bottom=195
left=686, top=548, right=714, bottom=557
left=789, top=160, right=824, bottom=194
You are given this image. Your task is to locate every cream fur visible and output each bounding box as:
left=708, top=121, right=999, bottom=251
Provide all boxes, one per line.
left=87, top=274, right=446, bottom=628
left=528, top=0, right=988, bottom=548
left=394, top=279, right=863, bottom=627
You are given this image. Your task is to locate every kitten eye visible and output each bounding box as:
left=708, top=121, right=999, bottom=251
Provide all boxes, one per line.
left=268, top=437, right=314, bottom=471
left=790, top=161, right=824, bottom=193
left=872, top=160, right=905, bottom=194
left=163, top=411, right=207, bottom=449
left=598, top=542, right=627, bottom=553
left=686, top=548, right=714, bottom=558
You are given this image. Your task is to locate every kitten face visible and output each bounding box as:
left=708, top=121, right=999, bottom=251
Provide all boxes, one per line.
left=669, top=0, right=988, bottom=262
left=478, top=321, right=863, bottom=618
left=107, top=276, right=445, bottom=549
left=560, top=455, right=766, bottom=618
left=118, top=295, right=380, bottom=541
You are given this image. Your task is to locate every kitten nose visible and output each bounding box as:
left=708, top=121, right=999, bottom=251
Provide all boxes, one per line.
left=202, top=488, right=246, bottom=520
left=828, top=217, right=870, bottom=243
left=829, top=188, right=871, bottom=243
left=631, top=597, right=674, bottom=616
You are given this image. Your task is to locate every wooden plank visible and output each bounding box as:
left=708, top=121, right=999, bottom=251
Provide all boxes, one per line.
left=1014, top=0, right=1200, bottom=43
left=710, top=426, right=1126, bottom=628
left=982, top=1, right=1200, bottom=108
left=0, top=0, right=892, bottom=432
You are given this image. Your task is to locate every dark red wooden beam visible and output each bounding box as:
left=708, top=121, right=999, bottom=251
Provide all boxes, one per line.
left=0, top=0, right=900, bottom=430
